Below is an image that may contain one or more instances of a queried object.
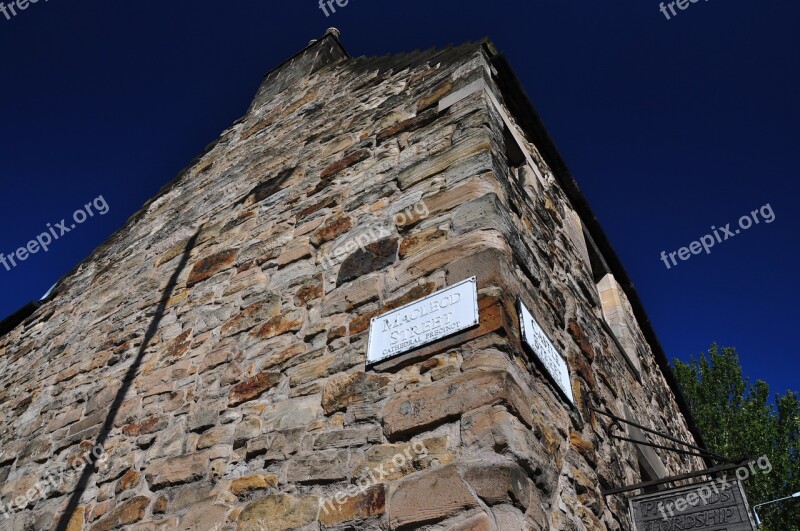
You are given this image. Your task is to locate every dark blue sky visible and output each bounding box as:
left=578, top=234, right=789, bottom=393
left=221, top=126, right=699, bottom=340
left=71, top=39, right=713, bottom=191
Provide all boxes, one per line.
left=1, top=1, right=797, bottom=396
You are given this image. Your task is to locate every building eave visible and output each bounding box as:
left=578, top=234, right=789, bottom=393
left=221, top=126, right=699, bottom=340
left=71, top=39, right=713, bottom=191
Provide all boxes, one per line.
left=482, top=43, right=710, bottom=461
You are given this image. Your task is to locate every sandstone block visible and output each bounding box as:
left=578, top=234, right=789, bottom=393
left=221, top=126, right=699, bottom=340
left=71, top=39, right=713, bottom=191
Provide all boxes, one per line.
left=177, top=501, right=230, bottom=530
left=220, top=295, right=281, bottom=337
left=320, top=148, right=371, bottom=179
left=228, top=371, right=282, bottom=406
left=567, top=320, right=596, bottom=362
left=197, top=424, right=235, bottom=449
left=187, top=249, right=237, bottom=287
left=347, top=281, right=437, bottom=335
left=387, top=464, right=478, bottom=530
left=382, top=369, right=532, bottom=439
left=445, top=513, right=495, bottom=531
left=322, top=372, right=391, bottom=414
left=89, top=495, right=150, bottom=531
left=311, top=213, right=352, bottom=246
left=262, top=395, right=322, bottom=431
left=187, top=401, right=219, bottom=432
left=276, top=241, right=314, bottom=267
left=397, top=134, right=490, bottom=190
left=313, top=426, right=382, bottom=449
left=321, top=275, right=382, bottom=316
left=286, top=449, right=351, bottom=483
left=115, top=469, right=142, bottom=494
left=145, top=452, right=209, bottom=490
left=336, top=237, right=398, bottom=287
left=234, top=416, right=262, bottom=449
left=250, top=310, right=304, bottom=340
left=246, top=430, right=300, bottom=462
left=293, top=274, right=324, bottom=306
left=237, top=494, right=319, bottom=531
left=319, top=484, right=386, bottom=526
left=231, top=473, right=279, bottom=497
left=461, top=406, right=559, bottom=494
left=463, top=461, right=533, bottom=510
left=352, top=436, right=453, bottom=482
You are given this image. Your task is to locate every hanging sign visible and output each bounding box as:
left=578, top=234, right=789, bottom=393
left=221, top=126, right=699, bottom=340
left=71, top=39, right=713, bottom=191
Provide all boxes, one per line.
left=629, top=479, right=756, bottom=530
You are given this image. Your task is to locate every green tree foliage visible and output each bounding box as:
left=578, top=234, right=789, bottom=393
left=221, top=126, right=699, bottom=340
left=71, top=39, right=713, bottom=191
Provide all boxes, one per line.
left=674, top=344, right=800, bottom=530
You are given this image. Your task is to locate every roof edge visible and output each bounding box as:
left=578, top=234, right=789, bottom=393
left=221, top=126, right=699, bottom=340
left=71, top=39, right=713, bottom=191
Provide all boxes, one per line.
left=483, top=43, right=710, bottom=460
left=0, top=30, right=352, bottom=337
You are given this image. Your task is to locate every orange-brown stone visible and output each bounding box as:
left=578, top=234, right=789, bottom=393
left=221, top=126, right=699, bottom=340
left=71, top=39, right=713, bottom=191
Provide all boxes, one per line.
left=229, top=371, right=283, bottom=406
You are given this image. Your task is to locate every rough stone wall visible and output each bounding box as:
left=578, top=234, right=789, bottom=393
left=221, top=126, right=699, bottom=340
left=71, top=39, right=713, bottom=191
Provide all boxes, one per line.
left=0, top=35, right=703, bottom=530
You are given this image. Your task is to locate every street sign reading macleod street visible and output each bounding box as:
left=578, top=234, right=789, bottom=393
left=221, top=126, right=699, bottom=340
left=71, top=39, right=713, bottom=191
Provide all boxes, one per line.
left=366, top=277, right=479, bottom=365
left=630, top=479, right=756, bottom=531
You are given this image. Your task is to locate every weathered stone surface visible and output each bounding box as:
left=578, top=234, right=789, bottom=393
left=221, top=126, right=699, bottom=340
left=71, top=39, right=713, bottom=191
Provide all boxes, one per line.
left=277, top=240, right=314, bottom=267
left=321, top=275, right=382, bottom=317
left=445, top=513, right=494, bottom=531
left=187, top=249, right=237, bottom=287
left=322, top=372, right=391, bottom=414
left=313, top=425, right=382, bottom=449
left=347, top=281, right=437, bottom=335
left=397, top=134, right=491, bottom=190
left=234, top=416, right=262, bottom=449
left=337, top=237, right=398, bottom=287
left=293, top=274, right=324, bottom=306
left=463, top=461, right=533, bottom=510
left=220, top=295, right=281, bottom=336
left=568, top=320, right=597, bottom=362
left=160, top=328, right=193, bottom=359
left=387, top=464, right=479, bottom=529
left=64, top=506, right=85, bottom=531
left=311, top=213, right=352, bottom=246
left=89, top=496, right=150, bottom=531
left=262, top=395, right=322, bottom=431
left=238, top=494, right=319, bottom=531
left=228, top=371, right=282, bottom=406
left=230, top=473, right=279, bottom=497
left=177, top=502, right=229, bottom=531
left=399, top=227, right=448, bottom=258
left=145, top=452, right=209, bottom=490
left=382, top=370, right=533, bottom=439
left=319, top=484, right=386, bottom=526
left=115, top=469, right=142, bottom=494
left=492, top=504, right=544, bottom=531
left=287, top=449, right=351, bottom=483
left=461, top=406, right=559, bottom=493
left=250, top=310, right=304, bottom=340
left=197, top=424, right=235, bottom=449
left=352, top=436, right=454, bottom=482
left=320, top=148, right=371, bottom=180
left=246, top=430, right=301, bottom=462
left=172, top=483, right=215, bottom=512
left=569, top=430, right=597, bottom=467
left=376, top=109, right=439, bottom=144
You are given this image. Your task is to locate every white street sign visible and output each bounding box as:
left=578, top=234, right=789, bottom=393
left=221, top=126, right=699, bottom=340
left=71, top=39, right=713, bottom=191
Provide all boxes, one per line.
left=518, top=300, right=574, bottom=405
left=367, top=277, right=479, bottom=364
